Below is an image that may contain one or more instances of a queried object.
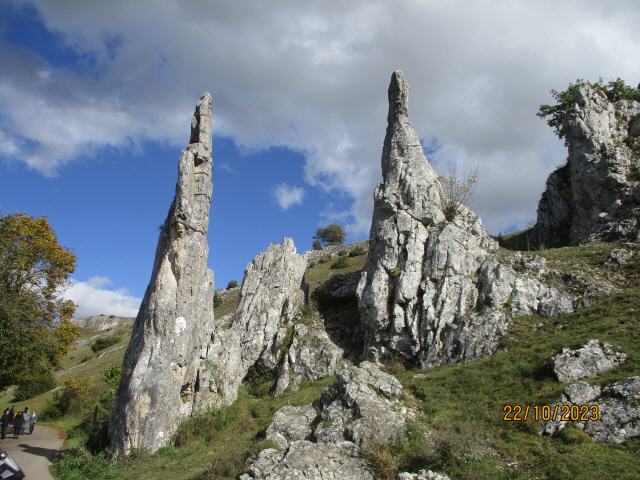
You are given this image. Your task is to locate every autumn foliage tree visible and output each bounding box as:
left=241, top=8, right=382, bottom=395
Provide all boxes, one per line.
left=0, top=213, right=79, bottom=391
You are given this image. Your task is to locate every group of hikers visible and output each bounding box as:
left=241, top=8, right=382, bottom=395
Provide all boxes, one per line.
left=0, top=406, right=37, bottom=440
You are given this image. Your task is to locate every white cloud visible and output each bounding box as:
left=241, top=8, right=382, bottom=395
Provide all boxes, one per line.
left=2, top=0, right=640, bottom=233
left=273, top=183, right=305, bottom=210
left=65, top=277, right=141, bottom=318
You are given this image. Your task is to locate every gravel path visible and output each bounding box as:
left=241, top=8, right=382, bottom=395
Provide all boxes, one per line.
left=1, top=424, right=63, bottom=480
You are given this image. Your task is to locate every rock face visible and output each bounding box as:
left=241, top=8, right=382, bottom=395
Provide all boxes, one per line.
left=241, top=362, right=409, bottom=480
left=551, top=339, right=626, bottom=383
left=200, top=238, right=309, bottom=406
left=73, top=315, right=134, bottom=331
left=109, top=93, right=215, bottom=456
left=534, top=84, right=640, bottom=246
left=357, top=70, right=573, bottom=368
left=542, top=377, right=640, bottom=444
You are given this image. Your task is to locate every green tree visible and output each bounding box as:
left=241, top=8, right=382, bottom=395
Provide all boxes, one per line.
left=312, top=239, right=322, bottom=250
left=313, top=224, right=345, bottom=246
left=227, top=280, right=239, bottom=289
left=0, top=213, right=78, bottom=390
left=538, top=78, right=640, bottom=141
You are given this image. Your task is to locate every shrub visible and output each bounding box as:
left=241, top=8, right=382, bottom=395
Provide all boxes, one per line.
left=437, top=166, right=477, bottom=222
left=349, top=245, right=367, bottom=257
left=80, top=355, right=92, bottom=363
left=45, top=377, right=90, bottom=418
left=331, top=257, right=349, bottom=269
left=90, top=335, right=120, bottom=353
left=338, top=250, right=347, bottom=256
left=14, top=369, right=56, bottom=400
left=318, top=256, right=330, bottom=264
left=227, top=280, right=239, bottom=289
left=213, top=293, right=224, bottom=308
left=312, top=239, right=322, bottom=250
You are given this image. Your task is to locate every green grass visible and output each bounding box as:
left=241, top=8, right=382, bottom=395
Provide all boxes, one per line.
left=304, top=252, right=367, bottom=287
left=214, top=288, right=241, bottom=318
left=368, top=254, right=640, bottom=479
left=54, top=376, right=335, bottom=480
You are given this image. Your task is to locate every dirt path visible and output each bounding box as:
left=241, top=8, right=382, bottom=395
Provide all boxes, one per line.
left=0, top=424, right=63, bottom=479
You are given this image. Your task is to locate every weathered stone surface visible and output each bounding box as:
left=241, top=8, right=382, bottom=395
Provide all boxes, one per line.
left=551, top=339, right=626, bottom=383
left=73, top=315, right=134, bottom=331
left=541, top=377, right=640, bottom=443
left=274, top=322, right=343, bottom=395
left=399, top=470, right=451, bottom=480
left=240, top=441, right=374, bottom=480
left=243, top=362, right=409, bottom=479
left=585, top=376, right=640, bottom=443
left=604, top=248, right=634, bottom=271
left=109, top=93, right=215, bottom=456
left=357, top=70, right=573, bottom=368
left=201, top=238, right=308, bottom=406
left=534, top=84, right=640, bottom=246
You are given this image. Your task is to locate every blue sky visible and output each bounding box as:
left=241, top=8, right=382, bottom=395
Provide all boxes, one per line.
left=1, top=1, right=639, bottom=317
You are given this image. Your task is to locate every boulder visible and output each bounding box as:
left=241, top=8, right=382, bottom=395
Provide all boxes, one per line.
left=604, top=248, right=634, bottom=271
left=541, top=376, right=640, bottom=444
left=243, top=362, right=410, bottom=479
left=357, top=70, right=573, bottom=368
left=109, top=93, right=215, bottom=455
left=551, top=339, right=626, bottom=383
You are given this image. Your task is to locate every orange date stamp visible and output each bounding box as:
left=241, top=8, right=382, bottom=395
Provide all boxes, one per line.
left=502, top=404, right=600, bottom=422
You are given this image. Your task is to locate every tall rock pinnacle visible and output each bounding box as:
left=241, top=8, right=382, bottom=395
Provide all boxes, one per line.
left=109, top=92, right=215, bottom=456
left=357, top=71, right=573, bottom=367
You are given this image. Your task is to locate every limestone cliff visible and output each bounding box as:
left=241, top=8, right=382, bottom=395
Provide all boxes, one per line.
left=534, top=83, right=640, bottom=246
left=109, top=92, right=215, bottom=455
left=357, top=71, right=573, bottom=368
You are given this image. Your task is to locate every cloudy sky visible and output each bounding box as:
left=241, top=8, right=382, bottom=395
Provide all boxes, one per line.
left=1, top=0, right=639, bottom=317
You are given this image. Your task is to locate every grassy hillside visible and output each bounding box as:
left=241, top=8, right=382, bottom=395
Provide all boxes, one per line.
left=5, top=241, right=638, bottom=480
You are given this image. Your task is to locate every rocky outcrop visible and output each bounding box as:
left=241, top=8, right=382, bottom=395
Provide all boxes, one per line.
left=541, top=376, right=640, bottom=444
left=109, top=93, right=215, bottom=456
left=200, top=238, right=309, bottom=406
left=534, top=84, right=640, bottom=246
left=73, top=315, right=134, bottom=331
left=357, top=70, right=574, bottom=368
left=551, top=339, right=626, bottom=383
left=242, top=362, right=410, bottom=480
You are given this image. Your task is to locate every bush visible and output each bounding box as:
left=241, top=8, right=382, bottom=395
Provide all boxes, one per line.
left=312, top=239, right=322, bottom=250
left=213, top=293, right=224, bottom=308
left=227, top=280, right=239, bottom=289
left=90, top=335, right=120, bottom=353
left=437, top=166, right=477, bottom=222
left=331, top=257, right=349, bottom=269
left=13, top=369, right=56, bottom=401
left=349, top=245, right=367, bottom=257
left=338, top=250, right=347, bottom=257
left=318, top=256, right=330, bottom=264
left=45, top=377, right=90, bottom=418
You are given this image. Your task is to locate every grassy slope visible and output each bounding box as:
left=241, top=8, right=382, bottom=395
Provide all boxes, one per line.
left=370, top=245, right=640, bottom=480
left=17, top=241, right=638, bottom=480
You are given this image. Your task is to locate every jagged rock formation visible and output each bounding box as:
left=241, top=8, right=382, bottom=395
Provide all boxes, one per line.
left=109, top=92, right=215, bottom=456
left=200, top=238, right=342, bottom=406
left=400, top=471, right=451, bottom=480
left=534, top=84, right=640, bottom=246
left=241, top=362, right=411, bottom=480
left=73, top=314, right=134, bottom=331
left=357, top=70, right=573, bottom=368
left=542, top=376, right=640, bottom=444
left=551, top=339, right=626, bottom=383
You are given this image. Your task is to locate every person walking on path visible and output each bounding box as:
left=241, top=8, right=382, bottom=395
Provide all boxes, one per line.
left=28, top=410, right=37, bottom=434
left=20, top=408, right=29, bottom=434
left=8, top=406, right=15, bottom=423
left=1, top=408, right=9, bottom=439
left=12, top=410, right=24, bottom=439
